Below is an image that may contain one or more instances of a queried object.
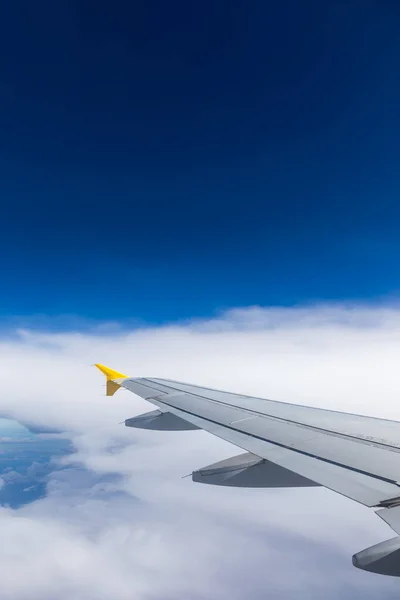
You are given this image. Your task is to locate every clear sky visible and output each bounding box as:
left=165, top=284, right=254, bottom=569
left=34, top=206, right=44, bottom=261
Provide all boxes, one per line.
left=1, top=1, right=399, bottom=324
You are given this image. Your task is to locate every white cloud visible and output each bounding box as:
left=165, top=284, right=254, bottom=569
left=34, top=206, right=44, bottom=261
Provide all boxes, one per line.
left=1, top=304, right=400, bottom=599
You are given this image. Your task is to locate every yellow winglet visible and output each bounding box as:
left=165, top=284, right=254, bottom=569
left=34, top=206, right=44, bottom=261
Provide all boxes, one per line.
left=94, top=363, right=128, bottom=396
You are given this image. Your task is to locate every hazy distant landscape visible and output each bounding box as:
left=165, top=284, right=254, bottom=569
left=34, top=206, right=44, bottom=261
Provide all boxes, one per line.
left=0, top=419, right=71, bottom=508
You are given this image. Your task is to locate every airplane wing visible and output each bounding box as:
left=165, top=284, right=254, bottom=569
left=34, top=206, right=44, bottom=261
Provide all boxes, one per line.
left=95, top=364, right=400, bottom=576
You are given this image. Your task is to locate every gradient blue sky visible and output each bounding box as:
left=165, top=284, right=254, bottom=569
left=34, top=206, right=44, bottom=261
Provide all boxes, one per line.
left=1, top=1, right=400, bottom=324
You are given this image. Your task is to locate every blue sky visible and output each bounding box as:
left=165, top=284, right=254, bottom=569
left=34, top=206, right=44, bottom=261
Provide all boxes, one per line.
left=1, top=1, right=400, bottom=323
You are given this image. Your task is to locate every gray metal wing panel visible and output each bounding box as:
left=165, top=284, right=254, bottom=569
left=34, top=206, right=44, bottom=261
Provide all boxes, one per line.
left=237, top=417, right=400, bottom=483
left=124, top=380, right=170, bottom=399
left=146, top=397, right=400, bottom=506
left=149, top=378, right=400, bottom=449
left=127, top=380, right=400, bottom=485
left=122, top=378, right=400, bottom=507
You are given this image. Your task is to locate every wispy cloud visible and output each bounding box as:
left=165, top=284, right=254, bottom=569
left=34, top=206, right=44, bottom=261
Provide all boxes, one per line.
left=1, top=304, right=400, bottom=598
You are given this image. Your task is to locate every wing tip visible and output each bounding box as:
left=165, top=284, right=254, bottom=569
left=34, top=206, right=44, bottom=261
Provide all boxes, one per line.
left=94, top=363, right=128, bottom=380
left=94, top=364, right=128, bottom=396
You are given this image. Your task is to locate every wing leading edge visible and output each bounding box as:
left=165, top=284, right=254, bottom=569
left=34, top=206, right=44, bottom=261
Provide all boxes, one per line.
left=95, top=365, right=400, bottom=576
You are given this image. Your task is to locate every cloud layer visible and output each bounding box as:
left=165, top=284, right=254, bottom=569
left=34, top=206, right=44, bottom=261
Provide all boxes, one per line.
left=2, top=304, right=400, bottom=599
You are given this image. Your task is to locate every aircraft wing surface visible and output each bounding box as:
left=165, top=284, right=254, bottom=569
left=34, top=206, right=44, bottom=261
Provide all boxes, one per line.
left=95, top=364, right=400, bottom=577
